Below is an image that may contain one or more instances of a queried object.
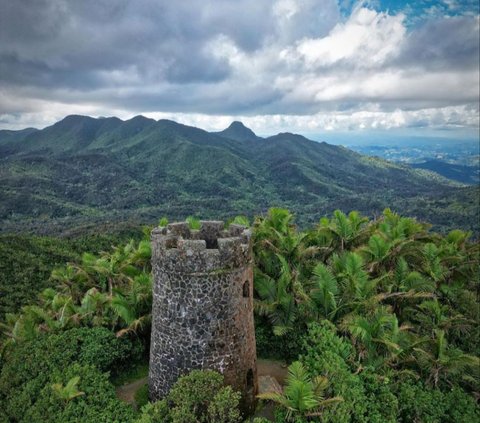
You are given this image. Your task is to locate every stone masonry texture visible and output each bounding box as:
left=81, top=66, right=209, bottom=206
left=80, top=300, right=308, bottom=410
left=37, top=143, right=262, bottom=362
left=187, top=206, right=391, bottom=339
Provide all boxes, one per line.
left=149, top=220, right=258, bottom=413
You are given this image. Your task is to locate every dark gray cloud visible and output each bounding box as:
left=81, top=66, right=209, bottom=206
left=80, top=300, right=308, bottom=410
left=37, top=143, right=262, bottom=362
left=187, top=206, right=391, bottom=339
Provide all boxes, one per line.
left=396, top=16, right=480, bottom=70
left=0, top=0, right=478, bottom=132
left=0, top=0, right=339, bottom=85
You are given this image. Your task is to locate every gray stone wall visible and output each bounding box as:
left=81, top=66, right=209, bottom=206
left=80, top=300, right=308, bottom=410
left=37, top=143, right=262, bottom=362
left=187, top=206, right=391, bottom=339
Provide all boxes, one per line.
left=149, top=221, right=258, bottom=413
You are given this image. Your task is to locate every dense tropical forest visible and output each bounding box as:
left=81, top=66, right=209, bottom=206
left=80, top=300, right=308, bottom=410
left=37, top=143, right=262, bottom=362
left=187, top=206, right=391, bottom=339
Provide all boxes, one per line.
left=1, top=116, right=478, bottom=236
left=0, top=208, right=478, bottom=422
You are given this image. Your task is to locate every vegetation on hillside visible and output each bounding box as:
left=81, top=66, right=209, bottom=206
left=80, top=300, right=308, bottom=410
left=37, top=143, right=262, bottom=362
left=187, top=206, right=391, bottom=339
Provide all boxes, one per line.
left=412, top=159, right=480, bottom=185
left=0, top=225, right=144, bottom=319
left=0, top=208, right=478, bottom=422
left=1, top=115, right=478, bottom=235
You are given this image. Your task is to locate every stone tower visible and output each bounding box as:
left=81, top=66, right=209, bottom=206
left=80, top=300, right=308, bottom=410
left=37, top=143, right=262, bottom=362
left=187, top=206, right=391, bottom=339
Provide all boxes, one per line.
left=149, top=220, right=257, bottom=413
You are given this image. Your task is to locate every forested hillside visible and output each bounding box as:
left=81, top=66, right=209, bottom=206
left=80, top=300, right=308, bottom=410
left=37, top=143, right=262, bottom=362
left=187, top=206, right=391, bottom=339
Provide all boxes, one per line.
left=0, top=209, right=478, bottom=422
left=412, top=159, right=479, bottom=185
left=1, top=115, right=478, bottom=235
left=0, top=224, right=144, bottom=318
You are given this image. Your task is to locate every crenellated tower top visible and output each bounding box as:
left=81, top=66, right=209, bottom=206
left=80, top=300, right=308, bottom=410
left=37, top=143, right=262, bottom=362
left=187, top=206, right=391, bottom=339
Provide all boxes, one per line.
left=151, top=221, right=252, bottom=273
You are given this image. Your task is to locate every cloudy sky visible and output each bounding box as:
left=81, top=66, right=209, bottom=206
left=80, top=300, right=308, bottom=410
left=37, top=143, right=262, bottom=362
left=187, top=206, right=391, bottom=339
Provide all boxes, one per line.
left=0, top=0, right=478, bottom=140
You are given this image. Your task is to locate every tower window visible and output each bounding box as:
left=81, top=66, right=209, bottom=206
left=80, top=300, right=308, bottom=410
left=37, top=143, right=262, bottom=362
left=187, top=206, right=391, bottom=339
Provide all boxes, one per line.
left=242, top=280, right=249, bottom=297
left=246, top=368, right=254, bottom=392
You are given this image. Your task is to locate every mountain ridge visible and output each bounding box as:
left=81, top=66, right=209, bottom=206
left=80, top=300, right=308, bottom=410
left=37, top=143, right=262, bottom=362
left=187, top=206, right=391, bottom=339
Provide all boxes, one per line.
left=0, top=115, right=478, bottom=235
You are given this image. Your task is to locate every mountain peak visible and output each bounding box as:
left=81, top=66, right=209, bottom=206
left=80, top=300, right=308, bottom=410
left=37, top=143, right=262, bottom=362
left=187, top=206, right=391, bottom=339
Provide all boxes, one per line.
left=55, top=114, right=95, bottom=125
left=215, top=121, right=261, bottom=142
left=228, top=121, right=248, bottom=129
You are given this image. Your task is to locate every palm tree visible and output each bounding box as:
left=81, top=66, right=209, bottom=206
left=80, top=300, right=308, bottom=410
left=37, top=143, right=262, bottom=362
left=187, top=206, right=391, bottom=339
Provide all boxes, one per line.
left=0, top=303, right=59, bottom=343
left=317, top=210, right=369, bottom=252
left=80, top=287, right=112, bottom=327
left=413, top=329, right=480, bottom=388
left=77, top=241, right=140, bottom=297
left=410, top=299, right=472, bottom=339
left=111, top=272, right=152, bottom=336
left=254, top=208, right=310, bottom=272
left=39, top=288, right=78, bottom=329
left=50, top=264, right=86, bottom=302
left=331, top=251, right=377, bottom=316
left=127, top=239, right=152, bottom=270
left=359, top=234, right=392, bottom=273
left=52, top=376, right=85, bottom=403
left=422, top=243, right=449, bottom=285
left=378, top=208, right=429, bottom=241
left=340, top=303, right=425, bottom=372
left=377, top=258, right=435, bottom=319
left=257, top=361, right=342, bottom=421
left=253, top=208, right=315, bottom=335
left=310, top=263, right=338, bottom=320
left=254, top=265, right=298, bottom=336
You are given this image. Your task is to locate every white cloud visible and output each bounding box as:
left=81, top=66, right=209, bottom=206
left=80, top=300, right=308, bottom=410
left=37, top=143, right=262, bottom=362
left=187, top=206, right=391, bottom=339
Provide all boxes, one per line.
left=295, top=7, right=405, bottom=68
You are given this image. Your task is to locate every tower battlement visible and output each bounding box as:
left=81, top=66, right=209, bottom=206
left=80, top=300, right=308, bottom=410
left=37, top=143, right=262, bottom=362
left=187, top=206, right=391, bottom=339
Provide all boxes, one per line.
left=149, top=220, right=258, bottom=414
left=151, top=221, right=252, bottom=273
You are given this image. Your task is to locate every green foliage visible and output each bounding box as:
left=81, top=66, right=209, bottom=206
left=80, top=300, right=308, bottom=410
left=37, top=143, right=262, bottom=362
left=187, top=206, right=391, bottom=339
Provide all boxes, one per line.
left=258, top=361, right=342, bottom=421
left=0, top=327, right=138, bottom=422
left=158, top=217, right=169, bottom=227
left=137, top=370, right=242, bottom=423
left=395, top=379, right=480, bottom=423
left=230, top=215, right=250, bottom=227
left=299, top=321, right=479, bottom=422
left=206, top=386, right=242, bottom=423
left=136, top=401, right=170, bottom=423
left=0, top=228, right=144, bottom=321
left=0, top=235, right=78, bottom=320
left=358, top=371, right=398, bottom=423
left=255, top=316, right=305, bottom=361
left=1, top=207, right=478, bottom=422
left=134, top=384, right=149, bottom=409
left=300, top=322, right=374, bottom=423
left=1, top=236, right=152, bottom=345
left=255, top=208, right=479, bottom=391
left=24, top=363, right=136, bottom=423
left=186, top=216, right=201, bottom=230
left=52, top=376, right=85, bottom=403
left=1, top=115, right=478, bottom=237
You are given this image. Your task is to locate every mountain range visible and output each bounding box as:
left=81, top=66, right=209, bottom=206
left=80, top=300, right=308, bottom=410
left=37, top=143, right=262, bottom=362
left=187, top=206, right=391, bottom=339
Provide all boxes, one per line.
left=0, top=115, right=478, bottom=235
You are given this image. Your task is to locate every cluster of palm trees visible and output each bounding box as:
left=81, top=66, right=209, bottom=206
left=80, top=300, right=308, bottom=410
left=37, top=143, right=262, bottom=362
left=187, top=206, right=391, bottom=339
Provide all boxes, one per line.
left=253, top=208, right=479, bottom=393
left=1, top=238, right=152, bottom=347
left=1, top=207, right=478, bottom=418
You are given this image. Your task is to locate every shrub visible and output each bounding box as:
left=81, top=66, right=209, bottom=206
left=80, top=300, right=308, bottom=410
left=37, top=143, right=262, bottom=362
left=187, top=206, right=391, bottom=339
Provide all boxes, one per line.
left=0, top=327, right=139, bottom=423
left=358, top=370, right=398, bottom=423
left=395, top=379, right=479, bottom=423
left=136, top=400, right=170, bottom=423
left=134, top=384, right=149, bottom=409
left=300, top=321, right=396, bottom=423
left=137, top=369, right=242, bottom=423
left=207, top=386, right=241, bottom=423
left=300, top=322, right=479, bottom=423
left=23, top=364, right=135, bottom=423
left=255, top=316, right=305, bottom=361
